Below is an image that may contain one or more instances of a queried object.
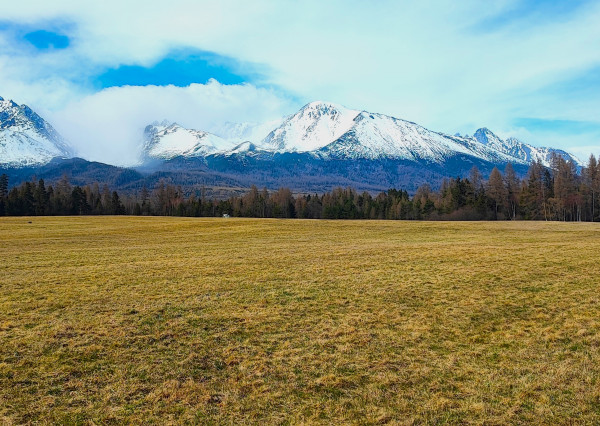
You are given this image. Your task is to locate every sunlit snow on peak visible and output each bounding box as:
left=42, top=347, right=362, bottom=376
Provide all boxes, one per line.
left=261, top=101, right=360, bottom=152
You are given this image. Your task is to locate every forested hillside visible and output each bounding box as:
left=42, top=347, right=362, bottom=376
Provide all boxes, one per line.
left=1, top=154, right=598, bottom=221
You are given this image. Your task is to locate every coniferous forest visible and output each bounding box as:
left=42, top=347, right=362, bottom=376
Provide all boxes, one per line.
left=1, top=154, right=599, bottom=221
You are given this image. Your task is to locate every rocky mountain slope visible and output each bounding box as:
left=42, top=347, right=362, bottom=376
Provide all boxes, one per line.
left=0, top=96, right=72, bottom=167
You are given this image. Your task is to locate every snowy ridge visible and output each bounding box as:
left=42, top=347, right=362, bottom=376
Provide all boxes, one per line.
left=262, top=101, right=360, bottom=151
left=140, top=101, right=582, bottom=170
left=0, top=96, right=73, bottom=167
left=473, top=128, right=580, bottom=167
left=2, top=96, right=581, bottom=174
left=142, top=122, right=236, bottom=160
left=317, top=112, right=518, bottom=163
left=226, top=141, right=263, bottom=155
left=259, top=102, right=539, bottom=165
left=258, top=102, right=583, bottom=166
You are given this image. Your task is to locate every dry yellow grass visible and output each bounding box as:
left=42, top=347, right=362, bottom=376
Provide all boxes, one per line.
left=1, top=217, right=599, bottom=424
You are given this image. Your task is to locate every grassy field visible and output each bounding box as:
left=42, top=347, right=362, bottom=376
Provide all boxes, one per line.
left=1, top=217, right=599, bottom=424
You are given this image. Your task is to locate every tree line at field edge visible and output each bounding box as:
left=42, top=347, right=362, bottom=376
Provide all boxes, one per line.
left=1, top=153, right=599, bottom=221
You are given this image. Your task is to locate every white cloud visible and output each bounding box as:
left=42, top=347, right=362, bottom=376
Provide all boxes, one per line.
left=46, top=81, right=295, bottom=166
left=1, top=0, right=599, bottom=162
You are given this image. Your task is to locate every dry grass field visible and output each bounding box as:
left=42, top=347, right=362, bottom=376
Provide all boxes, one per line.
left=1, top=217, right=600, bottom=424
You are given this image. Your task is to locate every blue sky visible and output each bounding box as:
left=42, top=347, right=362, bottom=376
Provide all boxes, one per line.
left=0, top=0, right=598, bottom=165
left=23, top=29, right=70, bottom=49
left=0, top=21, right=71, bottom=50
left=471, top=0, right=590, bottom=30
left=95, top=49, right=262, bottom=89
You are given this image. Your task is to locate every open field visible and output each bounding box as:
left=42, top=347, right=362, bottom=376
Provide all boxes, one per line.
left=1, top=217, right=600, bottom=424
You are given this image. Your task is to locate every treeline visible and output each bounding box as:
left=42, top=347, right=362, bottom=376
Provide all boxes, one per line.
left=1, top=153, right=599, bottom=221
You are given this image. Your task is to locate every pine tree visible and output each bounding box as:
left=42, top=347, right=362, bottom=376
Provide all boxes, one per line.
left=34, top=179, right=49, bottom=215
left=111, top=191, right=126, bottom=215
left=71, top=187, right=91, bottom=215
left=504, top=163, right=520, bottom=220
left=551, top=154, right=578, bottom=221
left=487, top=167, right=506, bottom=219
left=0, top=174, right=8, bottom=216
left=585, top=154, right=598, bottom=221
left=22, top=182, right=35, bottom=216
left=0, top=174, right=8, bottom=199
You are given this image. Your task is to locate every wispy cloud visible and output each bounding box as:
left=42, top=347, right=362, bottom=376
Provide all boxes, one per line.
left=46, top=81, right=295, bottom=166
left=0, top=0, right=598, bottom=163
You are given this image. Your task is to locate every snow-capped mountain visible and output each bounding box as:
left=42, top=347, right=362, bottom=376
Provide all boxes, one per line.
left=473, top=128, right=580, bottom=167
left=258, top=101, right=568, bottom=166
left=142, top=121, right=236, bottom=160
left=272, top=102, right=584, bottom=166
left=140, top=101, right=581, bottom=171
left=262, top=101, right=360, bottom=151
left=315, top=111, right=519, bottom=164
left=0, top=96, right=72, bottom=168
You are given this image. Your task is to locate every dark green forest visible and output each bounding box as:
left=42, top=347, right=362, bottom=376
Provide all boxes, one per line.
left=1, top=154, right=599, bottom=221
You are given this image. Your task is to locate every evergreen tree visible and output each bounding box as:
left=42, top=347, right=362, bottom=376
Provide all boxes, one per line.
left=71, top=187, right=91, bottom=215
left=487, top=167, right=506, bottom=219
left=584, top=154, right=598, bottom=221
left=34, top=179, right=49, bottom=215
left=0, top=174, right=8, bottom=216
left=0, top=174, right=8, bottom=199
left=22, top=182, right=35, bottom=216
left=111, top=191, right=126, bottom=215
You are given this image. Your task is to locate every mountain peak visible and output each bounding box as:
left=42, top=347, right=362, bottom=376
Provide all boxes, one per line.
left=142, top=122, right=236, bottom=160
left=0, top=97, right=19, bottom=111
left=472, top=128, right=582, bottom=167
left=473, top=127, right=497, bottom=141
left=0, top=97, right=73, bottom=167
left=303, top=100, right=347, bottom=111
left=262, top=101, right=360, bottom=151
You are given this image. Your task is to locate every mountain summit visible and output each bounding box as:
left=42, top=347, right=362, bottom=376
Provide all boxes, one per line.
left=142, top=122, right=236, bottom=161
left=261, top=101, right=360, bottom=152
left=473, top=127, right=579, bottom=166
left=255, top=102, right=580, bottom=167
left=0, top=96, right=72, bottom=168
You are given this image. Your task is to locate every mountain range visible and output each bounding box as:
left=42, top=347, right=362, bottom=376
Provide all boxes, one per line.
left=0, top=96, right=582, bottom=193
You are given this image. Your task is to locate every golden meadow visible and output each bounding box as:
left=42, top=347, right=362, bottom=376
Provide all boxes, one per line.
left=1, top=217, right=599, bottom=424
